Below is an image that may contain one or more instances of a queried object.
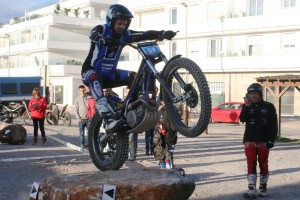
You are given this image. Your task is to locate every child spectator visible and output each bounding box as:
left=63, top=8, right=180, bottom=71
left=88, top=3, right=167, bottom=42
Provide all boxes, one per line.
left=153, top=106, right=177, bottom=169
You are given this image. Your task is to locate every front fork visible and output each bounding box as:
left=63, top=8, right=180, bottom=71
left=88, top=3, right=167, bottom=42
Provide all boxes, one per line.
left=148, top=55, right=187, bottom=103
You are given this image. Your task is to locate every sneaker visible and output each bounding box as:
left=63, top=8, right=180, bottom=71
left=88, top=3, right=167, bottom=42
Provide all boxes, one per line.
left=160, top=161, right=166, bottom=169
left=165, top=159, right=172, bottom=169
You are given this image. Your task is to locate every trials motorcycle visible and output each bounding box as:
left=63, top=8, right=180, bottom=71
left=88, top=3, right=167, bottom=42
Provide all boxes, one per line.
left=0, top=100, right=33, bottom=125
left=88, top=32, right=212, bottom=171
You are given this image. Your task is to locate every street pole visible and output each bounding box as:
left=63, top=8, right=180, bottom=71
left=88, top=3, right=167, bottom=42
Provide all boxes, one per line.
left=181, top=2, right=188, bottom=57
left=181, top=2, right=189, bottom=125
left=44, top=65, right=47, bottom=97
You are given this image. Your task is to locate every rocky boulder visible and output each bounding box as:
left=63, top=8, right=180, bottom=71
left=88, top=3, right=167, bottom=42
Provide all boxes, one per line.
left=37, top=168, right=195, bottom=200
left=0, top=123, right=27, bottom=145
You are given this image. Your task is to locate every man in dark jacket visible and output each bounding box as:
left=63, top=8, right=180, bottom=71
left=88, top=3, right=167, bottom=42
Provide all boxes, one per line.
left=239, top=83, right=278, bottom=199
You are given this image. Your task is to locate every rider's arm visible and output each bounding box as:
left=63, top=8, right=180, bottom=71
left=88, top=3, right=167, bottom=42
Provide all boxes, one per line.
left=127, top=30, right=164, bottom=42
left=89, top=25, right=105, bottom=43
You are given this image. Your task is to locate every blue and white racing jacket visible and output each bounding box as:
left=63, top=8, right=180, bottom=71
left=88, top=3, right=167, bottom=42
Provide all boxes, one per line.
left=81, top=24, right=164, bottom=77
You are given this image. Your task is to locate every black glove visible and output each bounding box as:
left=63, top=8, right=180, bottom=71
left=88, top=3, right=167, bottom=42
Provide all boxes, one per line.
left=99, top=38, right=120, bottom=47
left=266, top=141, right=274, bottom=149
left=163, top=30, right=176, bottom=40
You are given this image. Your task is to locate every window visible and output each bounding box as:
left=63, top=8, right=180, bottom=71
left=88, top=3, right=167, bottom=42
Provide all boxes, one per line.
left=20, top=83, right=40, bottom=94
left=171, top=41, right=177, bottom=57
left=247, top=35, right=263, bottom=56
left=170, top=8, right=177, bottom=24
left=208, top=39, right=222, bottom=57
left=209, top=82, right=224, bottom=94
left=208, top=2, right=223, bottom=21
left=209, top=82, right=225, bottom=107
left=282, top=0, right=296, bottom=7
left=282, top=33, right=296, bottom=48
left=188, top=40, right=199, bottom=60
left=1, top=83, right=18, bottom=94
left=248, top=0, right=263, bottom=16
left=140, top=11, right=164, bottom=28
left=54, top=85, right=63, bottom=104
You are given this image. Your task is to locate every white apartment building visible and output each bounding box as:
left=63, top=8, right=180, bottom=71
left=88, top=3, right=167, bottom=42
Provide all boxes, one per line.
left=0, top=0, right=117, bottom=105
left=1, top=0, right=300, bottom=116
left=120, top=0, right=300, bottom=116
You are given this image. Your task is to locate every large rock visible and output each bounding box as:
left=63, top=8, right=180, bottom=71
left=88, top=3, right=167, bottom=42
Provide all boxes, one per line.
left=37, top=168, right=195, bottom=200
left=0, top=123, right=27, bottom=145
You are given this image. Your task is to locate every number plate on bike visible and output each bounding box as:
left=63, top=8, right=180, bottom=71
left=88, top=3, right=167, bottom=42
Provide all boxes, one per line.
left=141, top=45, right=161, bottom=57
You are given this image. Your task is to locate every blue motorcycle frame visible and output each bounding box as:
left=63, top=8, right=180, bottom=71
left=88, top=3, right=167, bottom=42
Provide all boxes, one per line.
left=88, top=40, right=212, bottom=171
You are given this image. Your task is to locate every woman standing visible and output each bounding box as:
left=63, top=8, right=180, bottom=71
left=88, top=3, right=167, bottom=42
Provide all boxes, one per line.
left=28, top=88, right=48, bottom=145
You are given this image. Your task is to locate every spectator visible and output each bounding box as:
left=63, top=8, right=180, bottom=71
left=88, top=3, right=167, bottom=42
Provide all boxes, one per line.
left=75, top=85, right=89, bottom=148
left=145, top=128, right=154, bottom=156
left=128, top=132, right=138, bottom=161
left=86, top=86, right=96, bottom=121
left=28, top=88, right=48, bottom=145
left=153, top=106, right=178, bottom=169
left=123, top=86, right=138, bottom=161
left=239, top=83, right=278, bottom=199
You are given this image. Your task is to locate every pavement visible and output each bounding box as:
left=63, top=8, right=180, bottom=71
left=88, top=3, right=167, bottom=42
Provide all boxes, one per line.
left=0, top=118, right=299, bottom=200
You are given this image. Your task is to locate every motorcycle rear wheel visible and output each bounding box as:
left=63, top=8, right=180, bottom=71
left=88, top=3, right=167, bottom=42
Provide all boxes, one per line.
left=88, top=112, right=128, bottom=171
left=62, top=111, right=72, bottom=126
left=22, top=111, right=33, bottom=126
left=46, top=112, right=54, bottom=125
left=162, top=57, right=211, bottom=137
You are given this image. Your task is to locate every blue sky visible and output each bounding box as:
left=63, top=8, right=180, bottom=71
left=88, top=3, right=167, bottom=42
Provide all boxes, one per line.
left=0, top=0, right=59, bottom=24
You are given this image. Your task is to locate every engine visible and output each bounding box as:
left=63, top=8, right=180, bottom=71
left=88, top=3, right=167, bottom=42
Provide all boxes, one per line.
left=125, top=99, right=160, bottom=133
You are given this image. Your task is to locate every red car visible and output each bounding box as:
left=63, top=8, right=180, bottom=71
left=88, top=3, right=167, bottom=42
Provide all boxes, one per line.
left=211, top=102, right=244, bottom=124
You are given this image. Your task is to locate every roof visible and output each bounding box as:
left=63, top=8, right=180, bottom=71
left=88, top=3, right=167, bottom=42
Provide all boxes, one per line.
left=256, top=74, right=300, bottom=82
left=256, top=75, right=300, bottom=84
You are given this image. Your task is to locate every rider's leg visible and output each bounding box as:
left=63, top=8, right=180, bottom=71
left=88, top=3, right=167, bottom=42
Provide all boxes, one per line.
left=101, top=69, right=136, bottom=88
left=82, top=69, right=123, bottom=133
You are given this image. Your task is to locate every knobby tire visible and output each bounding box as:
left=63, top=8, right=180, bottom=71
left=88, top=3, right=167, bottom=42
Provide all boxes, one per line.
left=88, top=112, right=129, bottom=171
left=162, top=57, right=211, bottom=137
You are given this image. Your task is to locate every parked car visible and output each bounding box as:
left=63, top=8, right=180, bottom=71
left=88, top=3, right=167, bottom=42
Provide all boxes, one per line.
left=211, top=102, right=244, bottom=124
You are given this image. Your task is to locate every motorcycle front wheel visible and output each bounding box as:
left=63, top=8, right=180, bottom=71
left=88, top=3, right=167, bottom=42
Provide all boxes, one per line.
left=62, top=111, right=72, bottom=126
left=88, top=112, right=128, bottom=171
left=22, top=111, right=33, bottom=126
left=162, top=57, right=212, bottom=138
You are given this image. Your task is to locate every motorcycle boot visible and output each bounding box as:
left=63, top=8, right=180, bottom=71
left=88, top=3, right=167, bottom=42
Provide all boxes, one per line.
left=258, top=175, right=269, bottom=197
left=95, top=96, right=124, bottom=134
left=243, top=174, right=257, bottom=199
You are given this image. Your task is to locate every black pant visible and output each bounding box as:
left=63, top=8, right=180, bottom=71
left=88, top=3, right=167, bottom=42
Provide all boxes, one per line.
left=33, top=118, right=46, bottom=138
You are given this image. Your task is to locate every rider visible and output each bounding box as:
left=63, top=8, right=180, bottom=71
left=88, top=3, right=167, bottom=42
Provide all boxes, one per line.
left=81, top=4, right=176, bottom=133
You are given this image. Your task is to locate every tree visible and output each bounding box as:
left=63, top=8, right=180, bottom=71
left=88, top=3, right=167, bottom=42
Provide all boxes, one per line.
left=74, top=8, right=80, bottom=17
left=83, top=10, right=90, bottom=18
left=63, top=8, right=71, bottom=16
left=54, top=4, right=61, bottom=15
